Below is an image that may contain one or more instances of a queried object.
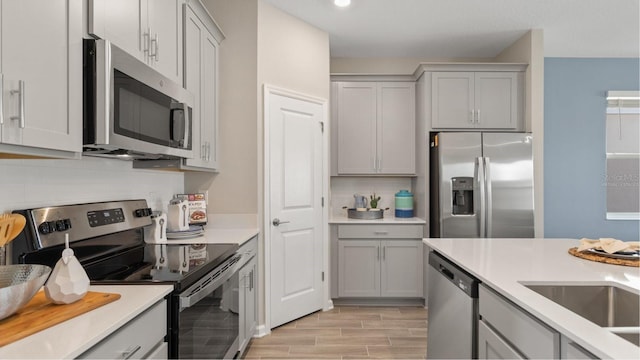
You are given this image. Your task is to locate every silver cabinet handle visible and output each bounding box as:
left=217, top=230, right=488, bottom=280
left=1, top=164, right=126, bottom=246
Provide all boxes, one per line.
left=0, top=73, right=4, bottom=125
left=377, top=247, right=380, bottom=260
left=143, top=28, right=150, bottom=56
left=374, top=231, right=388, bottom=235
left=150, top=33, right=159, bottom=61
left=121, top=345, right=141, bottom=359
left=201, top=144, right=206, bottom=160
left=10, top=80, right=25, bottom=128
left=382, top=246, right=386, bottom=260
left=476, top=109, right=481, bottom=123
left=470, top=109, right=474, bottom=123
left=272, top=218, right=290, bottom=226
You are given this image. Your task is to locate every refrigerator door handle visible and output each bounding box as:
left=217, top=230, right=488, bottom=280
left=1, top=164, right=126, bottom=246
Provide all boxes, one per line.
left=484, top=157, right=493, bottom=238
left=475, top=157, right=486, bottom=237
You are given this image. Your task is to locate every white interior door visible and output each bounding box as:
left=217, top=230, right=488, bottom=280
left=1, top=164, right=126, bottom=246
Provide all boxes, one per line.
left=268, top=90, right=324, bottom=328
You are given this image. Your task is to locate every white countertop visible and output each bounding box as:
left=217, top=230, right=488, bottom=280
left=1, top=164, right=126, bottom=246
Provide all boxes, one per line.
left=0, top=284, right=173, bottom=359
left=330, top=216, right=426, bottom=224
left=150, top=225, right=259, bottom=245
left=423, top=238, right=640, bottom=359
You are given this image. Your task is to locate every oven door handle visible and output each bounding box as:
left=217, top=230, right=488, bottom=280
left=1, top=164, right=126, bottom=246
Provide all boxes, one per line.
left=179, top=254, right=242, bottom=309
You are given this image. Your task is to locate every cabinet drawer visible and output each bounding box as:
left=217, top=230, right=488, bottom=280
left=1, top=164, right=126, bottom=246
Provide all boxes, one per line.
left=338, top=225, right=423, bottom=239
left=78, top=300, right=167, bottom=359
left=239, top=236, right=258, bottom=259
left=479, top=284, right=559, bottom=359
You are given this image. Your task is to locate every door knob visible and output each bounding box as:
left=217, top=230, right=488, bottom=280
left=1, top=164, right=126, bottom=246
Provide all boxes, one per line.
left=272, top=218, right=290, bottom=226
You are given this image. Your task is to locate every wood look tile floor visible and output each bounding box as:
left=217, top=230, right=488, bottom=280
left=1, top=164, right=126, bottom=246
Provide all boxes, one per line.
left=243, top=306, right=428, bottom=359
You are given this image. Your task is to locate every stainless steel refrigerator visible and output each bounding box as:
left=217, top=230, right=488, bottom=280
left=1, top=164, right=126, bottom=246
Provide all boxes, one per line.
left=430, top=132, right=534, bottom=238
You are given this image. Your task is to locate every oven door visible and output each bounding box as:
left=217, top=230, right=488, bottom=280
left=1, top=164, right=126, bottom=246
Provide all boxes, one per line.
left=174, top=255, right=242, bottom=359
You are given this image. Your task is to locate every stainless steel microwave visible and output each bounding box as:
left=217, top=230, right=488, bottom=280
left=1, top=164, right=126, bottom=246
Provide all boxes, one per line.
left=83, top=39, right=193, bottom=160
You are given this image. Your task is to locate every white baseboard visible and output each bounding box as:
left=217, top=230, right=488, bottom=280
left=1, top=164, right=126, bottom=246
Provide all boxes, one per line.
left=254, top=324, right=270, bottom=338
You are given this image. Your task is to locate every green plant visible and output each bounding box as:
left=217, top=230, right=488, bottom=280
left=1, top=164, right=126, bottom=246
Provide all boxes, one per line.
left=369, top=193, right=381, bottom=208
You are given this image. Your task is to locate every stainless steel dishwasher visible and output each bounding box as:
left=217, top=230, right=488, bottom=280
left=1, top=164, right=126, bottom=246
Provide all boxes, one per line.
left=427, top=251, right=480, bottom=359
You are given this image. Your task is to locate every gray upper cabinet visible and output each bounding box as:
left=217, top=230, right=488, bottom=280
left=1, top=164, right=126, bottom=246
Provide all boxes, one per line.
left=431, top=70, right=524, bottom=130
left=0, top=0, right=82, bottom=158
left=89, top=0, right=183, bottom=84
left=334, top=81, right=415, bottom=175
left=181, top=0, right=223, bottom=171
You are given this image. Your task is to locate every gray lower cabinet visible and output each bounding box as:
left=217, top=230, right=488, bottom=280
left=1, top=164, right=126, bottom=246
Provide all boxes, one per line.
left=479, top=284, right=560, bottom=359
left=478, top=320, right=524, bottom=359
left=238, top=236, right=258, bottom=355
left=77, top=299, right=167, bottom=359
left=560, top=335, right=597, bottom=359
left=337, top=225, right=423, bottom=298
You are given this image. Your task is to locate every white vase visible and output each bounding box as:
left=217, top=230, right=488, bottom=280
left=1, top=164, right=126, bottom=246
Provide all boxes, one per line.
left=44, top=237, right=90, bottom=304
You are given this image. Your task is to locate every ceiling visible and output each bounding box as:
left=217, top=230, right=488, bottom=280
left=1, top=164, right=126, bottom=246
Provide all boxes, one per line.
left=262, top=0, right=640, bottom=58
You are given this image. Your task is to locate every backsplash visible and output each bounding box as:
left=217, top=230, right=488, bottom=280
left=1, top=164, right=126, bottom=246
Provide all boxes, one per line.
left=0, top=158, right=183, bottom=213
left=330, top=177, right=413, bottom=217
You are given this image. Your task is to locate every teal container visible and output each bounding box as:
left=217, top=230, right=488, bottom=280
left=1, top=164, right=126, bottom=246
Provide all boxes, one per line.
left=395, top=190, right=414, bottom=218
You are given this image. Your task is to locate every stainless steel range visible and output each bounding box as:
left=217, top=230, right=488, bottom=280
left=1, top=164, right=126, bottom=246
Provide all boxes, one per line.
left=10, top=199, right=246, bottom=359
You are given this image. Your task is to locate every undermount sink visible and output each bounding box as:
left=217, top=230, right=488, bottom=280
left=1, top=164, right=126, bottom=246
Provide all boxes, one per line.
left=524, top=284, right=639, bottom=327
left=523, top=284, right=640, bottom=347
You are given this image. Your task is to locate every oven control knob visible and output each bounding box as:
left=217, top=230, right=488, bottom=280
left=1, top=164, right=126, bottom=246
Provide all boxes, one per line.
left=55, top=220, right=68, bottom=232
left=134, top=208, right=152, bottom=217
left=39, top=222, right=52, bottom=234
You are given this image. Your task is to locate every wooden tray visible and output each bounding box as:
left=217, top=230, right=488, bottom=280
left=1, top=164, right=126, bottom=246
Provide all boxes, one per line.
left=0, top=291, right=120, bottom=347
left=568, top=247, right=640, bottom=267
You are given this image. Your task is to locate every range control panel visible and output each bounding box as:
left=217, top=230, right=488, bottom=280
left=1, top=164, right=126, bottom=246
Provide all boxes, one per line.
left=87, top=208, right=125, bottom=227
left=22, top=199, right=153, bottom=250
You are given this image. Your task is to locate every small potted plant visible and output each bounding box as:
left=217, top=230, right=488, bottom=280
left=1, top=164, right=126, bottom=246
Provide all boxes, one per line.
left=369, top=193, right=381, bottom=209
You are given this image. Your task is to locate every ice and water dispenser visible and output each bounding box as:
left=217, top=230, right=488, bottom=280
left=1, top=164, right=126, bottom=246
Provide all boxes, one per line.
left=451, top=177, right=473, bottom=215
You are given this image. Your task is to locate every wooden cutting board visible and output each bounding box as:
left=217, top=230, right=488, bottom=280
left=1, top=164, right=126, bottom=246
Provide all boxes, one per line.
left=0, top=291, right=120, bottom=347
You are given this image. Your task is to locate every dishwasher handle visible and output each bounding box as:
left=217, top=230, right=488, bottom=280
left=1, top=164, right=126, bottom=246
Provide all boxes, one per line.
left=429, top=251, right=479, bottom=298
left=439, top=264, right=455, bottom=280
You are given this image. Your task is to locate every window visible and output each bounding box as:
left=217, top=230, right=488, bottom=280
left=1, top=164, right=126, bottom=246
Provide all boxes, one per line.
left=605, top=91, right=640, bottom=220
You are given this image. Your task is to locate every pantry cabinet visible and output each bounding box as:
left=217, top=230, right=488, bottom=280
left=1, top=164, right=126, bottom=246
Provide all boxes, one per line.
left=337, top=225, right=423, bottom=298
left=334, top=81, right=415, bottom=175
left=181, top=0, right=223, bottom=171
left=432, top=71, right=523, bottom=130
left=0, top=0, right=82, bottom=157
left=89, top=0, right=183, bottom=84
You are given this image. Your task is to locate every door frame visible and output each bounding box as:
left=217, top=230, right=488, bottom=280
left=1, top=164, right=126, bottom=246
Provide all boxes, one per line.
left=263, top=84, right=332, bottom=333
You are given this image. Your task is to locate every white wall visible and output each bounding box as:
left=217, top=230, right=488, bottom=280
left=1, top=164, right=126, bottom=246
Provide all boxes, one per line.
left=0, top=158, right=183, bottom=213
left=191, top=0, right=259, bottom=215
left=330, top=177, right=413, bottom=217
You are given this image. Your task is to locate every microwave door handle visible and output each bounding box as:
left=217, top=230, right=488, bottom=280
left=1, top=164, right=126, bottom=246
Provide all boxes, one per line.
left=183, top=103, right=190, bottom=149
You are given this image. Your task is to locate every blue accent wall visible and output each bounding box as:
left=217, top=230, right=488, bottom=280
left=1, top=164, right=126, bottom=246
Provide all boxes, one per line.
left=544, top=58, right=640, bottom=241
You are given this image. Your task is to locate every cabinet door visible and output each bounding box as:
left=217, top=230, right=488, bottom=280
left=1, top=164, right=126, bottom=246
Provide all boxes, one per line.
left=88, top=0, right=143, bottom=61
left=431, top=72, right=474, bottom=129
left=380, top=240, right=423, bottom=297
left=1, top=0, right=81, bottom=153
left=336, top=82, right=377, bottom=174
left=474, top=72, right=519, bottom=129
left=145, top=0, right=182, bottom=83
left=183, top=4, right=218, bottom=170
left=377, top=82, right=416, bottom=174
left=478, top=320, right=524, bottom=359
left=338, top=240, right=380, bottom=297
left=238, top=257, right=257, bottom=354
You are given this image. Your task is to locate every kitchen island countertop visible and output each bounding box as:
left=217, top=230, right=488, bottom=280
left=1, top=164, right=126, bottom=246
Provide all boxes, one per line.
left=0, top=284, right=173, bottom=359
left=423, top=237, right=640, bottom=359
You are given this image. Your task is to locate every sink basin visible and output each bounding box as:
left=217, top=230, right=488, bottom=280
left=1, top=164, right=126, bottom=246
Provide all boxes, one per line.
left=524, top=284, right=639, bottom=327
